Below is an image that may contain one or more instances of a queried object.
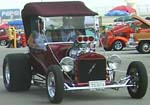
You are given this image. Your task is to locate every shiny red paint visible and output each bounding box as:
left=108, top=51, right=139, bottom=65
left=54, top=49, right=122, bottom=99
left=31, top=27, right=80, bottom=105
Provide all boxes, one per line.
left=101, top=23, right=134, bottom=50
left=0, top=28, right=9, bottom=42
left=29, top=43, right=72, bottom=74
left=47, top=43, right=72, bottom=61
left=75, top=53, right=106, bottom=82
left=77, top=52, right=105, bottom=60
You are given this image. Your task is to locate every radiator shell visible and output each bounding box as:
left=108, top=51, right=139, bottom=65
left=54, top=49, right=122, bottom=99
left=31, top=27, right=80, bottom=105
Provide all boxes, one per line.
left=76, top=53, right=106, bottom=83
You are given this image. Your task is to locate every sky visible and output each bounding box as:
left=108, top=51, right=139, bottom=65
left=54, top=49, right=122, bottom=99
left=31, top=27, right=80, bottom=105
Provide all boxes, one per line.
left=1, top=0, right=150, bottom=10
left=0, top=0, right=124, bottom=9
left=0, top=0, right=150, bottom=15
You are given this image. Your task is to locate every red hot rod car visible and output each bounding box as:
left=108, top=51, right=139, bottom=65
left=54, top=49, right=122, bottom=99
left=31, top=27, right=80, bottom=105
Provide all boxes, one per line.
left=0, top=27, right=9, bottom=46
left=2, top=1, right=148, bottom=104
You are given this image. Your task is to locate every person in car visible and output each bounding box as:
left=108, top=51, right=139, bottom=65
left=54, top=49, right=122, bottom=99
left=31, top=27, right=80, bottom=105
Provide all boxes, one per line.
left=28, top=18, right=47, bottom=49
left=100, top=26, right=106, bottom=38
left=60, top=17, right=77, bottom=42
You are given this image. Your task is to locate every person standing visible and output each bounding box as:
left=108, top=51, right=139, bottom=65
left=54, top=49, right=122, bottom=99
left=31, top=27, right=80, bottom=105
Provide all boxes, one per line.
left=6, top=27, right=15, bottom=48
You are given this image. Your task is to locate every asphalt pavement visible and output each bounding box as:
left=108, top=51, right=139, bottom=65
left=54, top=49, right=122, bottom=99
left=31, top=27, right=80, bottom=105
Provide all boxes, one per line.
left=0, top=46, right=149, bottom=105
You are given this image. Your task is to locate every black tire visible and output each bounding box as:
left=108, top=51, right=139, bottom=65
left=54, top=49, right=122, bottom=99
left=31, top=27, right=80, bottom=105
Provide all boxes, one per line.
left=46, top=65, right=64, bottom=103
left=113, top=40, right=123, bottom=51
left=104, top=47, right=112, bottom=51
left=126, top=61, right=148, bottom=98
left=138, top=41, right=150, bottom=54
left=3, top=53, right=32, bottom=91
left=0, top=40, right=7, bottom=46
left=136, top=46, right=140, bottom=52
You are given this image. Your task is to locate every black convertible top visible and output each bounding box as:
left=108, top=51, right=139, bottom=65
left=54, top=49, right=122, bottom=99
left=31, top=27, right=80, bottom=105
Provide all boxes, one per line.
left=22, top=1, right=97, bottom=17
left=21, top=1, right=98, bottom=37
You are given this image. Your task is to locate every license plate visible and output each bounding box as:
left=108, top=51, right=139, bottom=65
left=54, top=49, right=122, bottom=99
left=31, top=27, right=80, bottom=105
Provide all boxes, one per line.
left=89, top=80, right=105, bottom=89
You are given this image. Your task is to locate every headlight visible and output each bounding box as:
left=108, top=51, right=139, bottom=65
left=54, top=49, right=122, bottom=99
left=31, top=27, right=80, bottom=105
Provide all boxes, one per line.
left=60, top=57, right=74, bottom=72
left=107, top=55, right=121, bottom=69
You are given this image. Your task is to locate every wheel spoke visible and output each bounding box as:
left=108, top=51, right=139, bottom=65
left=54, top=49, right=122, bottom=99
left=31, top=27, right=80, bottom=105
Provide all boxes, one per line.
left=129, top=68, right=139, bottom=93
left=47, top=72, right=56, bottom=98
left=127, top=61, right=148, bottom=98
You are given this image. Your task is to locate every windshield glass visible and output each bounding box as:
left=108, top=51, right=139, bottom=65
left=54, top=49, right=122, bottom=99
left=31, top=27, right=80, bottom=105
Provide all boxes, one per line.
left=42, top=16, right=97, bottom=42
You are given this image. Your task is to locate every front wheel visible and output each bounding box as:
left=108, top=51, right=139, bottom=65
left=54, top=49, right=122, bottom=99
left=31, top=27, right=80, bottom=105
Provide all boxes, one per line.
left=127, top=61, right=148, bottom=98
left=46, top=65, right=64, bottom=103
left=113, top=40, right=123, bottom=51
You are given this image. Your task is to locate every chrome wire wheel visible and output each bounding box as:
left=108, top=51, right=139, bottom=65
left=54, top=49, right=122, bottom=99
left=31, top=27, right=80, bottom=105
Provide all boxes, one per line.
left=47, top=72, right=56, bottom=98
left=46, top=65, right=64, bottom=103
left=4, top=63, right=10, bottom=85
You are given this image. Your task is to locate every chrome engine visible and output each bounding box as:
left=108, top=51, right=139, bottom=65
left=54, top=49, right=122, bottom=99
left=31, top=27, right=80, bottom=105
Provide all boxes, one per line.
left=60, top=35, right=96, bottom=73
left=68, top=35, right=96, bottom=58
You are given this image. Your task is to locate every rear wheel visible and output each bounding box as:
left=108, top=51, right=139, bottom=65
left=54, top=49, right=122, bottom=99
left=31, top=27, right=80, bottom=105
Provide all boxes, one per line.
left=113, top=40, right=123, bottom=51
left=46, top=65, right=64, bottom=103
left=3, top=53, right=32, bottom=91
left=138, top=41, right=150, bottom=54
left=136, top=46, right=140, bottom=52
left=127, top=61, right=148, bottom=98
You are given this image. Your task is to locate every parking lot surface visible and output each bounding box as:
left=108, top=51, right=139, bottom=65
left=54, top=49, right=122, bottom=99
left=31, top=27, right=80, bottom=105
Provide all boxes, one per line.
left=0, top=46, right=149, bottom=105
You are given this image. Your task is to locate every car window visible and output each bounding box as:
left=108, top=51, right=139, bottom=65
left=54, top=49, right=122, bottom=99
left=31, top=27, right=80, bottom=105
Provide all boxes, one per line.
left=44, top=16, right=96, bottom=42
left=29, top=16, right=97, bottom=43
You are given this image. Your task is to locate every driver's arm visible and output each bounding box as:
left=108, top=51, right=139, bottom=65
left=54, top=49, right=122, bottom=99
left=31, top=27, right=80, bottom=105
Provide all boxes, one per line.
left=75, top=30, right=82, bottom=35
left=27, top=33, right=38, bottom=48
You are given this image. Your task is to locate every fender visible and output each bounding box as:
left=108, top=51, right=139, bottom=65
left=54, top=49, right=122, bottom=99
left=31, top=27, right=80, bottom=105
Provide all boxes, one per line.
left=107, top=36, right=128, bottom=48
left=138, top=39, right=150, bottom=45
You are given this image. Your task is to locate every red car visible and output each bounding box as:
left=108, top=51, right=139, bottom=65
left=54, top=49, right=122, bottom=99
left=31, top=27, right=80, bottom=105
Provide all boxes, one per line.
left=0, top=28, right=9, bottom=46
left=101, top=15, right=143, bottom=51
left=2, top=1, right=148, bottom=104
left=100, top=23, right=135, bottom=51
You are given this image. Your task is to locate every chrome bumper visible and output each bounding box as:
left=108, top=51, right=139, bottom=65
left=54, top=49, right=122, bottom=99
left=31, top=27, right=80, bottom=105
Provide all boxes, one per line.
left=64, top=79, right=134, bottom=91
left=126, top=41, right=138, bottom=48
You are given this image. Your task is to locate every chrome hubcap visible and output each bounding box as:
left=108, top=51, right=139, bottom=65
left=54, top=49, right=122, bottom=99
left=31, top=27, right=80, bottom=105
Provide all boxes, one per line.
left=5, top=63, right=10, bottom=85
left=143, top=43, right=150, bottom=52
left=47, top=72, right=55, bottom=98
left=0, top=40, right=7, bottom=46
left=115, top=41, right=122, bottom=50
